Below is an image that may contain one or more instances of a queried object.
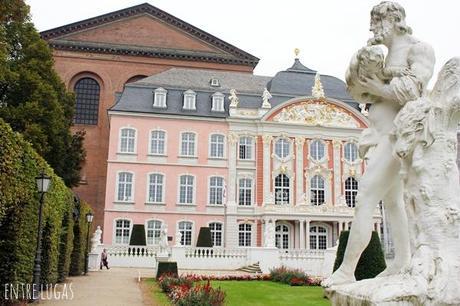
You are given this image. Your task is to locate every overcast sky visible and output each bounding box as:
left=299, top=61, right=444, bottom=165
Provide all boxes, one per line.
left=26, top=0, right=460, bottom=87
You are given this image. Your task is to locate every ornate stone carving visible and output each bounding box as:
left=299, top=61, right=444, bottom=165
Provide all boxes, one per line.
left=272, top=101, right=358, bottom=128
left=261, top=87, right=272, bottom=109
left=91, top=226, right=102, bottom=252
left=262, top=134, right=272, bottom=145
left=227, top=132, right=238, bottom=145
left=295, top=137, right=305, bottom=148
left=312, top=72, right=325, bottom=99
left=229, top=89, right=239, bottom=108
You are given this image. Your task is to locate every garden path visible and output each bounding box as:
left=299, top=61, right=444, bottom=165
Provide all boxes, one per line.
left=40, top=267, right=155, bottom=306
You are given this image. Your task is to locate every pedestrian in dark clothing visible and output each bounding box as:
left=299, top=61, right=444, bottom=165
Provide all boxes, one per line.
left=100, top=249, right=110, bottom=269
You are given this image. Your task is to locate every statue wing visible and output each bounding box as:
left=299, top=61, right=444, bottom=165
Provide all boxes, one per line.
left=430, top=57, right=460, bottom=107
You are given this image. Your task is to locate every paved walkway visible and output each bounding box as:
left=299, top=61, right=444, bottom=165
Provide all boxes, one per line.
left=40, top=267, right=156, bottom=306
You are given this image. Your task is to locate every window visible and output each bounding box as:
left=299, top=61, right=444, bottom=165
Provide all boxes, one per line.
left=310, top=175, right=325, bottom=206
left=74, top=77, right=100, bottom=125
left=209, top=176, right=224, bottom=205
left=146, top=220, right=162, bottom=245
left=210, top=78, right=220, bottom=87
left=120, top=128, right=136, bottom=153
left=275, top=174, right=290, bottom=205
left=239, top=136, right=253, bottom=160
left=153, top=87, right=167, bottom=108
left=345, top=177, right=359, bottom=207
left=117, top=172, right=133, bottom=202
left=275, top=224, right=290, bottom=249
left=148, top=173, right=164, bottom=203
left=180, top=132, right=196, bottom=156
left=238, top=224, right=252, bottom=247
left=238, top=178, right=252, bottom=206
left=210, top=134, right=225, bottom=158
left=115, top=219, right=131, bottom=244
left=183, top=90, right=196, bottom=110
left=310, top=140, right=325, bottom=161
left=310, top=226, right=327, bottom=250
left=275, top=138, right=290, bottom=158
left=344, top=142, right=358, bottom=162
left=150, top=130, right=166, bottom=155
left=179, top=175, right=194, bottom=204
left=211, top=92, right=225, bottom=112
left=178, top=221, right=193, bottom=246
left=209, top=222, right=223, bottom=247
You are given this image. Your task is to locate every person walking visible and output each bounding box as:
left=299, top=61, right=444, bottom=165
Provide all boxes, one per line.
left=100, top=249, right=110, bottom=270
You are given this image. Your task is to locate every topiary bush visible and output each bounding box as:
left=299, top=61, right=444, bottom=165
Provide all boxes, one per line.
left=57, top=212, right=74, bottom=282
left=156, top=262, right=178, bottom=278
left=196, top=227, right=213, bottom=247
left=69, top=200, right=92, bottom=276
left=129, top=224, right=146, bottom=246
left=333, top=230, right=386, bottom=280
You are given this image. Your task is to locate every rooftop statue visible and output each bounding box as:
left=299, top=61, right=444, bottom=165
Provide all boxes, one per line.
left=323, top=1, right=460, bottom=305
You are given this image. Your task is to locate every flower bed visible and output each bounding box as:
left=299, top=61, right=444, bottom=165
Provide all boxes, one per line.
left=269, top=266, right=322, bottom=286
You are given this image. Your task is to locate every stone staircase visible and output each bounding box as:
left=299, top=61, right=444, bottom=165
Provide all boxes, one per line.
left=237, top=262, right=262, bottom=274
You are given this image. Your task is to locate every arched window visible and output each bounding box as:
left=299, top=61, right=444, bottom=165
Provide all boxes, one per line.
left=275, top=138, right=290, bottom=158
left=114, top=219, right=131, bottom=244
left=238, top=223, right=252, bottom=247
left=183, top=90, right=196, bottom=110
left=211, top=92, right=225, bottom=112
left=178, top=221, right=193, bottom=246
left=345, top=177, right=359, bottom=207
left=148, top=173, right=164, bottom=203
left=238, top=178, right=252, bottom=206
left=274, top=174, right=290, bottom=205
left=209, top=222, right=223, bottom=247
left=179, top=175, right=194, bottom=204
left=344, top=142, right=358, bottom=162
left=310, top=226, right=327, bottom=250
left=209, top=176, right=224, bottom=205
left=310, top=140, right=325, bottom=161
left=146, top=220, right=162, bottom=245
left=117, top=172, right=133, bottom=202
left=209, top=134, right=225, bottom=158
left=275, top=224, right=290, bottom=249
left=310, top=175, right=325, bottom=206
left=73, top=77, right=100, bottom=125
left=120, top=128, right=136, bottom=153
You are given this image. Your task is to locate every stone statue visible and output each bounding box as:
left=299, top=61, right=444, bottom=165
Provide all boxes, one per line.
left=264, top=221, right=275, bottom=248
left=312, top=72, right=325, bottom=99
left=90, top=225, right=102, bottom=252
left=175, top=231, right=182, bottom=247
left=261, top=87, right=272, bottom=109
left=324, top=2, right=460, bottom=305
left=229, top=89, right=239, bottom=108
left=324, top=1, right=435, bottom=286
left=159, top=224, right=168, bottom=251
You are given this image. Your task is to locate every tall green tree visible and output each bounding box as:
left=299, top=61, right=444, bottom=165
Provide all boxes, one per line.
left=0, top=0, right=85, bottom=187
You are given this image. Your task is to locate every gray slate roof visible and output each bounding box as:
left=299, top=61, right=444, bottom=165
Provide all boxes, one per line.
left=111, top=60, right=359, bottom=117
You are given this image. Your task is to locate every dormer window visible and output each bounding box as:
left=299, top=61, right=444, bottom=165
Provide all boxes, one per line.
left=153, top=87, right=167, bottom=108
left=183, top=90, right=196, bottom=110
left=210, top=78, right=220, bottom=87
left=211, top=92, right=225, bottom=112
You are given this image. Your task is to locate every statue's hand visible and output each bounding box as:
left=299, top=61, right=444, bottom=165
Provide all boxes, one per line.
left=359, top=75, right=385, bottom=97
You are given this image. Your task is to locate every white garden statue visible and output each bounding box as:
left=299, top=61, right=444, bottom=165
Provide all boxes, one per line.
left=158, top=224, right=169, bottom=254
left=324, top=1, right=460, bottom=305
left=175, top=231, right=182, bottom=247
left=91, top=225, right=102, bottom=252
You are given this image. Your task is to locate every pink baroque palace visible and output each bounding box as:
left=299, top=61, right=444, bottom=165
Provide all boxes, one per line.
left=103, top=56, right=383, bottom=254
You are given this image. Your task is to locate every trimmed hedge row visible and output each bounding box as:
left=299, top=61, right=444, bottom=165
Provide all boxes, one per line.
left=0, top=119, right=92, bottom=301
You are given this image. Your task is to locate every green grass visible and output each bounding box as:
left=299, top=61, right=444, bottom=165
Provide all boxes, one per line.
left=144, top=278, right=172, bottom=306
left=210, top=281, right=330, bottom=306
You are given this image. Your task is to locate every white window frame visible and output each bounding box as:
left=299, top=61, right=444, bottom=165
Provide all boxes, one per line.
left=211, top=92, right=225, bottom=112
left=208, top=176, right=224, bottom=205
left=177, top=174, right=196, bottom=205
left=274, top=137, right=291, bottom=159
left=345, top=177, right=359, bottom=208
left=209, top=133, right=225, bottom=158
left=153, top=87, right=167, bottom=108
left=145, top=219, right=163, bottom=245
left=238, top=223, right=252, bottom=247
left=208, top=221, right=224, bottom=247
left=275, top=223, right=291, bottom=249
left=179, top=131, right=197, bottom=157
left=146, top=172, right=165, bottom=204
left=238, top=177, right=253, bottom=206
left=344, top=142, right=359, bottom=163
left=177, top=220, right=194, bottom=246
left=309, top=225, right=328, bottom=250
left=183, top=89, right=196, bottom=110
left=118, top=127, right=137, bottom=154
left=274, top=173, right=290, bottom=205
left=149, top=129, right=167, bottom=155
left=115, top=171, right=135, bottom=203
left=310, top=175, right=325, bottom=206
left=310, top=139, right=326, bottom=161
left=113, top=218, right=132, bottom=245
left=238, top=136, right=254, bottom=160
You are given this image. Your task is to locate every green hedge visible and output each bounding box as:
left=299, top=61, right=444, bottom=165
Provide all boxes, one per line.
left=156, top=262, right=178, bottom=278
left=333, top=230, right=386, bottom=280
left=0, top=119, right=92, bottom=301
left=129, top=224, right=146, bottom=246
left=69, top=199, right=92, bottom=276
left=196, top=227, right=213, bottom=247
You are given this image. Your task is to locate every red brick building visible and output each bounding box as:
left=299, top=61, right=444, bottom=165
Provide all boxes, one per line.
left=41, top=3, right=259, bottom=227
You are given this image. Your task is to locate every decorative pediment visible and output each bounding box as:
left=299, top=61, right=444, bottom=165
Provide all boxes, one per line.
left=271, top=100, right=360, bottom=128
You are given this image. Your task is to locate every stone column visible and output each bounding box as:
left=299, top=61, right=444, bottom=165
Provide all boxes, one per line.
left=332, top=139, right=342, bottom=205
left=227, top=132, right=238, bottom=206
left=295, top=137, right=305, bottom=205
left=262, top=135, right=272, bottom=205
left=300, top=220, right=305, bottom=249
left=305, top=219, right=310, bottom=250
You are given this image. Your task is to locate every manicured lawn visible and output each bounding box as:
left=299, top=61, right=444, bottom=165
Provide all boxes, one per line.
left=210, top=281, right=330, bottom=306
left=143, top=278, right=172, bottom=306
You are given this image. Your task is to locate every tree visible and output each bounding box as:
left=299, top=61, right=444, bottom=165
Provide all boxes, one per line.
left=0, top=0, right=85, bottom=187
left=129, top=224, right=147, bottom=246
left=196, top=227, right=213, bottom=247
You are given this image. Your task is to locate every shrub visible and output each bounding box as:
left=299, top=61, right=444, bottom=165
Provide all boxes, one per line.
left=158, top=274, right=193, bottom=293
left=129, top=224, right=146, bottom=246
left=57, top=212, right=74, bottom=282
left=171, top=280, right=225, bottom=306
left=269, top=266, right=314, bottom=286
left=196, top=227, right=213, bottom=247
left=333, top=230, right=386, bottom=280
left=157, top=262, right=178, bottom=278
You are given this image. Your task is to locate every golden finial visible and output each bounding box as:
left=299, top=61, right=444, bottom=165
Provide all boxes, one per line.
left=294, top=48, right=300, bottom=59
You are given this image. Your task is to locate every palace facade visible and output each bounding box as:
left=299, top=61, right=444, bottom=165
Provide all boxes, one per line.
left=102, top=59, right=382, bottom=249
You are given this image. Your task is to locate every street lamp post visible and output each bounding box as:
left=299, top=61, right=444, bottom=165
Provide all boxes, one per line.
left=33, top=171, right=51, bottom=300
left=84, top=212, right=94, bottom=274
